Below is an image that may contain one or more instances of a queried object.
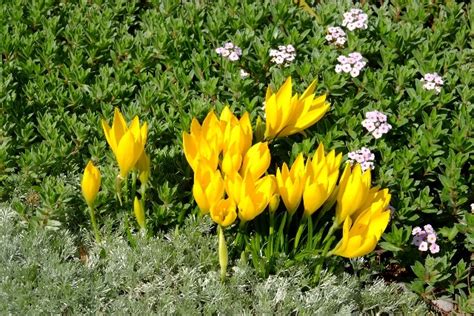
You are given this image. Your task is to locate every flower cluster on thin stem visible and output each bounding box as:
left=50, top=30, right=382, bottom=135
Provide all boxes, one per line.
left=342, top=8, right=368, bottom=31
left=269, top=45, right=296, bottom=66
left=421, top=72, right=443, bottom=94
left=335, top=52, right=366, bottom=77
left=216, top=42, right=242, bottom=61
left=348, top=147, right=375, bottom=172
left=362, top=110, right=391, bottom=139
left=326, top=27, right=347, bottom=47
left=412, top=224, right=440, bottom=254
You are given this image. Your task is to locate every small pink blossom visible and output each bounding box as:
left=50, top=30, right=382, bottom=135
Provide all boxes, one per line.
left=418, top=241, right=428, bottom=252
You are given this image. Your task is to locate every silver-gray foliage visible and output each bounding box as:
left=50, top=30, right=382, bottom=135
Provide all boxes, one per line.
left=0, top=206, right=426, bottom=314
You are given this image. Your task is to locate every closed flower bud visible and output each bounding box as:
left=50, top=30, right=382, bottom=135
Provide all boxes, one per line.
left=133, top=196, right=146, bottom=230
left=268, top=194, right=280, bottom=213
left=81, top=161, right=101, bottom=207
left=276, top=154, right=306, bottom=215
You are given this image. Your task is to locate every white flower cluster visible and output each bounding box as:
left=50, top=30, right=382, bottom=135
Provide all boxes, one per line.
left=215, top=42, right=242, bottom=61
left=348, top=147, right=375, bottom=172
left=335, top=52, right=366, bottom=77
left=362, top=111, right=392, bottom=139
left=269, top=45, right=296, bottom=66
left=325, top=27, right=347, bottom=47
left=342, top=8, right=368, bottom=31
left=421, top=72, right=443, bottom=94
left=240, top=69, right=249, bottom=78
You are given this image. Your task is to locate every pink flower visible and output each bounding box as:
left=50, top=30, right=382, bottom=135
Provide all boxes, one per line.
left=418, top=241, right=428, bottom=252
left=429, top=243, right=440, bottom=254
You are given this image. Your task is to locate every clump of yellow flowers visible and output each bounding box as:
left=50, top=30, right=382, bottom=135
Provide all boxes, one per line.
left=183, top=77, right=391, bottom=280
left=80, top=108, right=150, bottom=242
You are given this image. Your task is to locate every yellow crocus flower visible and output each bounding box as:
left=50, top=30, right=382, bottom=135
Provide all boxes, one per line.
left=224, top=171, right=243, bottom=205
left=276, top=153, right=306, bottom=215
left=81, top=160, right=101, bottom=207
left=264, top=77, right=330, bottom=139
left=238, top=174, right=276, bottom=222
left=221, top=142, right=243, bottom=175
left=101, top=108, right=147, bottom=177
left=210, top=198, right=237, bottom=227
left=192, top=164, right=225, bottom=214
left=303, top=144, right=342, bottom=217
left=335, top=163, right=372, bottom=225
left=331, top=197, right=391, bottom=258
left=133, top=196, right=146, bottom=230
left=240, top=142, right=271, bottom=180
left=182, top=116, right=220, bottom=172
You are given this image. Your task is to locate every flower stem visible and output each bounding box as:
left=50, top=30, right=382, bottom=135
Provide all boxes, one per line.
left=218, top=225, right=228, bottom=282
left=294, top=217, right=306, bottom=250
left=88, top=205, right=101, bottom=243
left=115, top=175, right=123, bottom=206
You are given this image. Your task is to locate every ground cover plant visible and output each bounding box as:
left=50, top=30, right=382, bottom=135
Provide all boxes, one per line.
left=1, top=0, right=473, bottom=313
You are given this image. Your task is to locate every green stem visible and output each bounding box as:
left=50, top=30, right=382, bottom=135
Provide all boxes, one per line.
left=307, top=215, right=313, bottom=250
left=269, top=211, right=275, bottom=256
left=293, top=217, right=306, bottom=250
left=313, top=222, right=339, bottom=283
left=131, top=171, right=137, bottom=198
left=88, top=205, right=101, bottom=243
left=115, top=175, right=123, bottom=206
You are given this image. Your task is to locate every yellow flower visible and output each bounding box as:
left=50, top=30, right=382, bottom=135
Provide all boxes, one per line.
left=303, top=144, right=342, bottom=217
left=238, top=174, right=276, bottom=222
left=335, top=163, right=372, bottom=225
left=133, top=196, right=146, bottom=230
left=192, top=164, right=225, bottom=214
left=240, top=142, right=271, bottom=180
left=221, top=142, right=243, bottom=175
left=221, top=107, right=252, bottom=155
left=276, top=153, right=306, bottom=215
left=81, top=161, right=101, bottom=207
left=264, top=77, right=330, bottom=139
left=210, top=198, right=237, bottom=227
left=224, top=171, right=243, bottom=205
left=101, top=108, right=147, bottom=177
left=136, top=152, right=151, bottom=184
left=268, top=193, right=280, bottom=213
left=182, top=115, right=221, bottom=172
left=331, top=196, right=391, bottom=258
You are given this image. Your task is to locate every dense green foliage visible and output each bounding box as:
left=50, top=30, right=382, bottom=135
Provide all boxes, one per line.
left=1, top=0, right=472, bottom=312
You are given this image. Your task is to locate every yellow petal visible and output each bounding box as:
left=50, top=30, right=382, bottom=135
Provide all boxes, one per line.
left=116, top=131, right=139, bottom=177
left=81, top=161, right=101, bottom=207
left=210, top=198, right=237, bottom=227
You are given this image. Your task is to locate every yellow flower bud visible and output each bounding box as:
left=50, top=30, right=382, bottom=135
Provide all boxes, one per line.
left=133, top=196, right=146, bottom=230
left=81, top=161, right=101, bottom=207
left=276, top=154, right=306, bottom=215
left=268, top=194, right=280, bottom=213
